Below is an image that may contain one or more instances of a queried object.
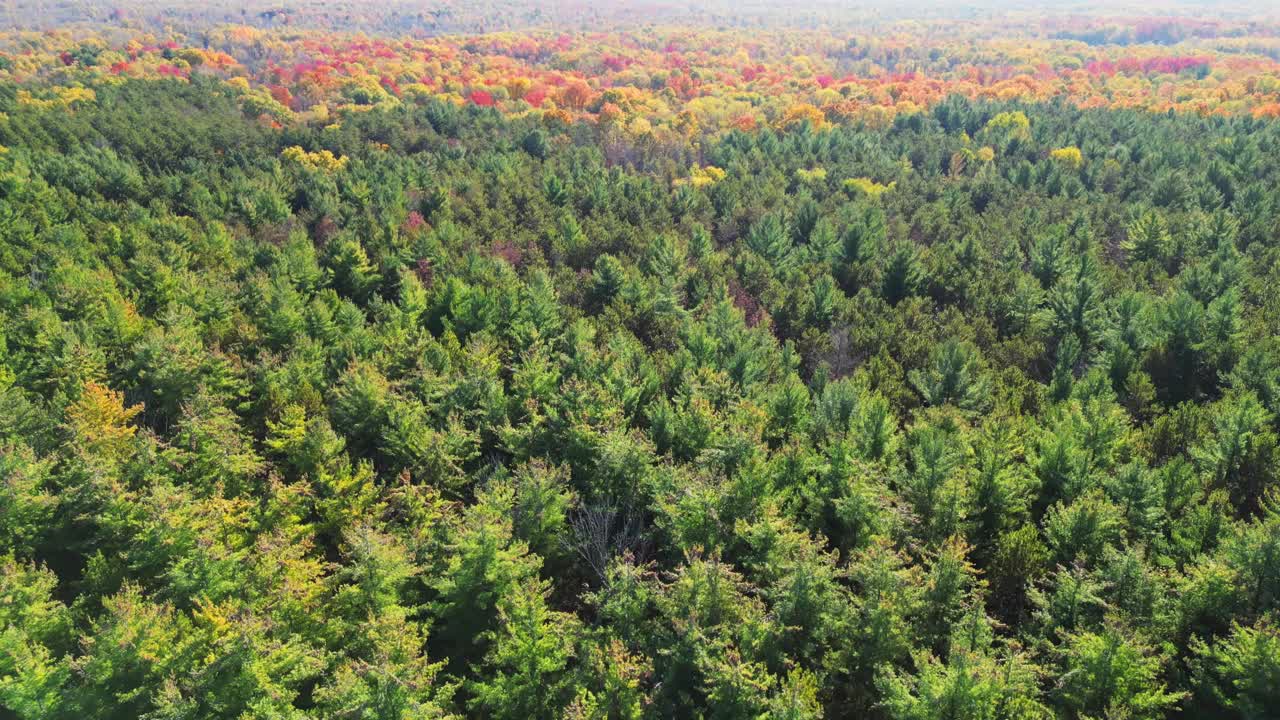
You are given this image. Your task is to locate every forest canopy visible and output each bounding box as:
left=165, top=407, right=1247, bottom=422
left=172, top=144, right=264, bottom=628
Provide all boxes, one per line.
left=2, top=2, right=1280, bottom=719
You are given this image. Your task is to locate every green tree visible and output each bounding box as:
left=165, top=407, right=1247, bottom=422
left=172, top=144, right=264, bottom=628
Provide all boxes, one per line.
left=1055, top=626, right=1185, bottom=720
left=1189, top=620, right=1280, bottom=720
left=910, top=339, right=991, bottom=412
left=471, top=578, right=581, bottom=720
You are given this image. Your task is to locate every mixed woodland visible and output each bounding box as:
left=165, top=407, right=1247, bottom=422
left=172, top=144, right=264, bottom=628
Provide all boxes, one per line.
left=2, top=3, right=1280, bottom=718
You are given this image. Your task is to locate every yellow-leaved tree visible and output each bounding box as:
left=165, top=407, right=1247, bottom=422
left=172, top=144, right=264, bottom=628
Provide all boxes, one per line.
left=65, top=381, right=142, bottom=462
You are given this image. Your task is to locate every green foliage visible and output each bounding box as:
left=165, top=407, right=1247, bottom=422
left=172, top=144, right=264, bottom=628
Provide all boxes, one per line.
left=1189, top=620, right=1280, bottom=719
left=878, top=630, right=1050, bottom=720
left=0, top=76, right=1277, bottom=719
left=882, top=242, right=924, bottom=305
left=910, top=339, right=991, bottom=412
left=1056, top=627, right=1185, bottom=720
left=470, top=579, right=581, bottom=719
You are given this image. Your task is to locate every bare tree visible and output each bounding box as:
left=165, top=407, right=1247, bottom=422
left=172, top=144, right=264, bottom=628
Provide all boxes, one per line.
left=567, top=502, right=646, bottom=582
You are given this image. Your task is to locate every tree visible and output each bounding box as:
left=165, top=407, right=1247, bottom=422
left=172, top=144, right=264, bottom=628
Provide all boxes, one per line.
left=968, top=422, right=1034, bottom=558
left=170, top=391, right=264, bottom=496
left=878, top=618, right=1050, bottom=720
left=899, top=426, right=968, bottom=543
left=988, top=525, right=1048, bottom=623
left=0, top=556, right=72, bottom=718
left=569, top=636, right=651, bottom=720
left=331, top=523, right=418, bottom=618
left=330, top=360, right=394, bottom=457
left=1122, top=210, right=1172, bottom=264
left=1047, top=255, right=1106, bottom=350
left=471, top=578, right=581, bottom=720
left=910, top=339, right=991, bottom=412
left=918, top=536, right=982, bottom=653
left=882, top=243, right=924, bottom=305
left=326, top=237, right=381, bottom=302
left=430, top=493, right=543, bottom=667
left=1218, top=494, right=1280, bottom=616
left=60, top=585, right=199, bottom=719
left=1191, top=392, right=1276, bottom=514
left=592, top=254, right=627, bottom=305
left=1150, top=291, right=1226, bottom=402
left=0, top=445, right=56, bottom=554
left=1043, top=490, right=1124, bottom=567
left=63, top=380, right=142, bottom=465
left=1055, top=626, right=1185, bottom=720
left=827, top=540, right=923, bottom=712
left=1189, top=620, right=1280, bottom=719
left=506, top=461, right=575, bottom=569
left=746, top=212, right=794, bottom=270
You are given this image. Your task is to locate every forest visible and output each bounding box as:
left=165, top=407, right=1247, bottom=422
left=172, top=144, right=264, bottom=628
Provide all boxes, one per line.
left=1, top=2, right=1280, bottom=718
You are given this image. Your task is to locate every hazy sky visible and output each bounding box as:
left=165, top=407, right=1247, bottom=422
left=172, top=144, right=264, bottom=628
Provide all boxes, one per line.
left=5, top=0, right=1277, bottom=34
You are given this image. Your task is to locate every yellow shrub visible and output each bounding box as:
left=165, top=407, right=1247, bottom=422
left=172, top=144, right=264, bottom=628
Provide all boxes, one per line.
left=844, top=177, right=895, bottom=198
left=678, top=165, right=727, bottom=188
left=796, top=167, right=828, bottom=184
left=985, top=111, right=1031, bottom=141
left=1050, top=146, right=1084, bottom=170
left=281, top=146, right=349, bottom=174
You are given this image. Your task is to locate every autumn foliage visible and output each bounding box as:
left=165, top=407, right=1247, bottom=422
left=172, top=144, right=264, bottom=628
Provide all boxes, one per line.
left=4, top=12, right=1280, bottom=138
